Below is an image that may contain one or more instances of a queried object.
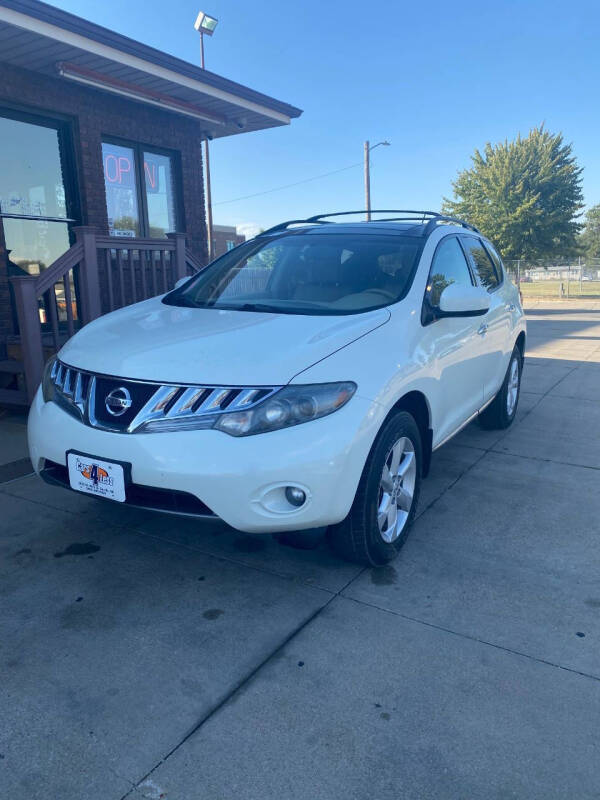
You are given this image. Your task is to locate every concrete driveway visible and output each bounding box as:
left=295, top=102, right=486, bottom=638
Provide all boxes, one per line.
left=2, top=302, right=599, bottom=799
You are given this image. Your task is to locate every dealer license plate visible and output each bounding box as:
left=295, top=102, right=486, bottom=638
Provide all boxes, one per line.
left=67, top=453, right=126, bottom=502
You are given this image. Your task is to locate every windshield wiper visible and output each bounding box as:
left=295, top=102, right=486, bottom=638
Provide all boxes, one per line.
left=163, top=294, right=200, bottom=308
left=229, top=303, right=285, bottom=313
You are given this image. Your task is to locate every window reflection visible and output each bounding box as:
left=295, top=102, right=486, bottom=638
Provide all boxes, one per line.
left=0, top=116, right=68, bottom=219
left=144, top=151, right=177, bottom=237
left=464, top=239, right=500, bottom=290
left=3, top=217, right=71, bottom=276
left=102, top=142, right=140, bottom=237
left=428, top=237, right=473, bottom=306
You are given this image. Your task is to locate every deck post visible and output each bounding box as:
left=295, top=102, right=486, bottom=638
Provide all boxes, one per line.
left=167, top=232, right=187, bottom=282
left=9, top=275, right=45, bottom=402
left=74, top=226, right=102, bottom=322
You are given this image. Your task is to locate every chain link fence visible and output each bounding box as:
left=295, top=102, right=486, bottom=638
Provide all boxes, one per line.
left=504, top=258, right=600, bottom=298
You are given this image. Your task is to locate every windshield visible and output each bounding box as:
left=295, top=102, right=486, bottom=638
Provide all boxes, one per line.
left=163, top=232, right=423, bottom=315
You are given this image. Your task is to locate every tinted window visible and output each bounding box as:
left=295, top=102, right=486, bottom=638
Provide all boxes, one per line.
left=164, top=233, right=423, bottom=316
left=426, top=236, right=473, bottom=307
left=463, top=237, right=500, bottom=291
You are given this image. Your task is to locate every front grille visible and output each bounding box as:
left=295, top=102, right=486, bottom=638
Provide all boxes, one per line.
left=49, top=359, right=280, bottom=434
left=41, top=459, right=216, bottom=518
left=91, top=376, right=160, bottom=432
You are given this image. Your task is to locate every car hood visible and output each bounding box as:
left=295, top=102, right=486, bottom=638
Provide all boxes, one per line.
left=59, top=296, right=390, bottom=385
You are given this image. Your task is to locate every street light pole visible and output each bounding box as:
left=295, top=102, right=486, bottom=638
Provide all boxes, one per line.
left=363, top=140, right=390, bottom=221
left=364, top=141, right=371, bottom=222
left=199, top=33, right=214, bottom=262
left=195, top=12, right=219, bottom=261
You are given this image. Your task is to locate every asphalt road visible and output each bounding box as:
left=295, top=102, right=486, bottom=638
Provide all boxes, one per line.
left=2, top=303, right=599, bottom=799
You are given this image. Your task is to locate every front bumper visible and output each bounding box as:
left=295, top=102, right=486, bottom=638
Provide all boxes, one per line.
left=28, top=388, right=379, bottom=533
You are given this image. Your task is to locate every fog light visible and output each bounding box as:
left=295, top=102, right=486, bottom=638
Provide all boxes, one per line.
left=285, top=486, right=306, bottom=507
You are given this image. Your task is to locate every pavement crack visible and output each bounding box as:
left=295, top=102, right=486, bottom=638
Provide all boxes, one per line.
left=341, top=595, right=600, bottom=684
left=118, top=568, right=361, bottom=800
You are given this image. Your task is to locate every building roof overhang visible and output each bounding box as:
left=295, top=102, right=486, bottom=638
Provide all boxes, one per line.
left=0, top=0, right=302, bottom=138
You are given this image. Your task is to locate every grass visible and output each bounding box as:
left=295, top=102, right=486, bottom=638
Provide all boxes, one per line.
left=517, top=280, right=600, bottom=298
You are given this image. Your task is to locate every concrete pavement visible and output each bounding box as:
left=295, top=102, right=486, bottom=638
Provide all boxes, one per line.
left=1, top=302, right=599, bottom=799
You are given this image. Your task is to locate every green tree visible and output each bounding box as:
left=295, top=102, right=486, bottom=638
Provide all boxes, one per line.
left=578, top=204, right=600, bottom=260
left=443, top=126, right=584, bottom=259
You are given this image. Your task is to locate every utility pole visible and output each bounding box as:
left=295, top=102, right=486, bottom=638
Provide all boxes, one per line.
left=364, top=140, right=390, bottom=221
left=364, top=141, right=371, bottom=221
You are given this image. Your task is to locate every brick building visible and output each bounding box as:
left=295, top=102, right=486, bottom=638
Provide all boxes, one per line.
left=0, top=0, right=301, bottom=403
left=212, top=224, right=246, bottom=258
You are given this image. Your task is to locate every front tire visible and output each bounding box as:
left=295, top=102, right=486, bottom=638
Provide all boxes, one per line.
left=328, top=410, right=422, bottom=566
left=479, top=346, right=522, bottom=430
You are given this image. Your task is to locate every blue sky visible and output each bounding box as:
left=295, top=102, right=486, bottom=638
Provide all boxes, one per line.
left=53, top=0, right=600, bottom=235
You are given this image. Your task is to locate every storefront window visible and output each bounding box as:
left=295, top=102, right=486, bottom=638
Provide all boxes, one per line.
left=0, top=113, right=74, bottom=275
left=102, top=140, right=179, bottom=238
left=0, top=109, right=78, bottom=328
left=102, top=142, right=140, bottom=237
left=2, top=218, right=70, bottom=275
left=0, top=115, right=68, bottom=221
left=144, top=151, right=177, bottom=237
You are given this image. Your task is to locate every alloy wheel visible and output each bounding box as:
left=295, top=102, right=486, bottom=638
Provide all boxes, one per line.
left=377, top=436, right=417, bottom=543
left=506, top=357, right=520, bottom=417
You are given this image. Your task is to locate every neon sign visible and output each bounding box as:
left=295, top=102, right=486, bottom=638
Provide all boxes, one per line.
left=103, top=153, right=159, bottom=193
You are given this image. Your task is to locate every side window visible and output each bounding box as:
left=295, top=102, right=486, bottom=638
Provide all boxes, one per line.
left=463, top=237, right=500, bottom=291
left=426, top=236, right=473, bottom=308
left=484, top=242, right=504, bottom=283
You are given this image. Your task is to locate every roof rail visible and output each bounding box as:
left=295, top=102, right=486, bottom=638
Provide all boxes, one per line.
left=258, top=218, right=332, bottom=236
left=422, top=214, right=479, bottom=235
left=258, top=210, right=479, bottom=237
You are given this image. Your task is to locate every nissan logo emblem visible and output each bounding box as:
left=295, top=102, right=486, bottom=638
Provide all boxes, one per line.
left=105, top=386, right=132, bottom=416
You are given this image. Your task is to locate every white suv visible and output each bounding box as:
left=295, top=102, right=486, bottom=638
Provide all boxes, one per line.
left=28, top=211, right=526, bottom=565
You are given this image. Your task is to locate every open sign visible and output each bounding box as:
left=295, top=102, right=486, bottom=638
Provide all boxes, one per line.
left=104, top=153, right=134, bottom=188
left=103, top=151, right=160, bottom=193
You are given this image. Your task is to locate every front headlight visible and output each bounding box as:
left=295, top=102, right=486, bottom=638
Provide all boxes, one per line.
left=214, top=382, right=356, bottom=437
left=41, top=356, right=57, bottom=403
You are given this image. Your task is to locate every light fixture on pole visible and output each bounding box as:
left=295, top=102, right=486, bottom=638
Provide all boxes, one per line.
left=364, top=140, right=390, bottom=221
left=194, top=11, right=219, bottom=261
left=194, top=11, right=218, bottom=35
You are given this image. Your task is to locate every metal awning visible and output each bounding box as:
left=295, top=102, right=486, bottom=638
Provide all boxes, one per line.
left=0, top=0, right=302, bottom=139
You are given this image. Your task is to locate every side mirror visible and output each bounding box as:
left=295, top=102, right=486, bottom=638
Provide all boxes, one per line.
left=438, top=283, right=490, bottom=317
left=174, top=276, right=192, bottom=290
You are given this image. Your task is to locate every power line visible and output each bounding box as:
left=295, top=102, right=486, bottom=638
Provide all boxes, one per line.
left=212, top=160, right=364, bottom=206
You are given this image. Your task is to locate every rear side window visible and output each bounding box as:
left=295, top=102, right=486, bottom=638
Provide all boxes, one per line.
left=426, top=236, right=473, bottom=307
left=462, top=237, right=500, bottom=291
left=484, top=242, right=504, bottom=282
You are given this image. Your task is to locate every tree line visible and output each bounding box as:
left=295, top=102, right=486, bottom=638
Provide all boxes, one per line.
left=443, top=125, right=600, bottom=262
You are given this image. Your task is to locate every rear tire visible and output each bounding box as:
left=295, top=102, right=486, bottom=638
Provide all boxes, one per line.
left=328, top=410, right=422, bottom=566
left=479, top=346, right=522, bottom=430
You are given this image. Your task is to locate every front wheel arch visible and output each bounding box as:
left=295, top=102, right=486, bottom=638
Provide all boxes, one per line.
left=383, top=390, right=432, bottom=478
left=515, top=330, right=526, bottom=362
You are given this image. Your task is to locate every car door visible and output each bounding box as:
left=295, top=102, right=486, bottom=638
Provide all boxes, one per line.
left=421, top=235, right=484, bottom=445
left=461, top=236, right=512, bottom=403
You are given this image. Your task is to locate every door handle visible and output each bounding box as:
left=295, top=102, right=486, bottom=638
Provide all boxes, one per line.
left=478, top=323, right=488, bottom=336
left=506, top=303, right=516, bottom=311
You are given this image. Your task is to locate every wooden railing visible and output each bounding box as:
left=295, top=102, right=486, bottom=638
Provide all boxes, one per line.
left=10, top=226, right=202, bottom=401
